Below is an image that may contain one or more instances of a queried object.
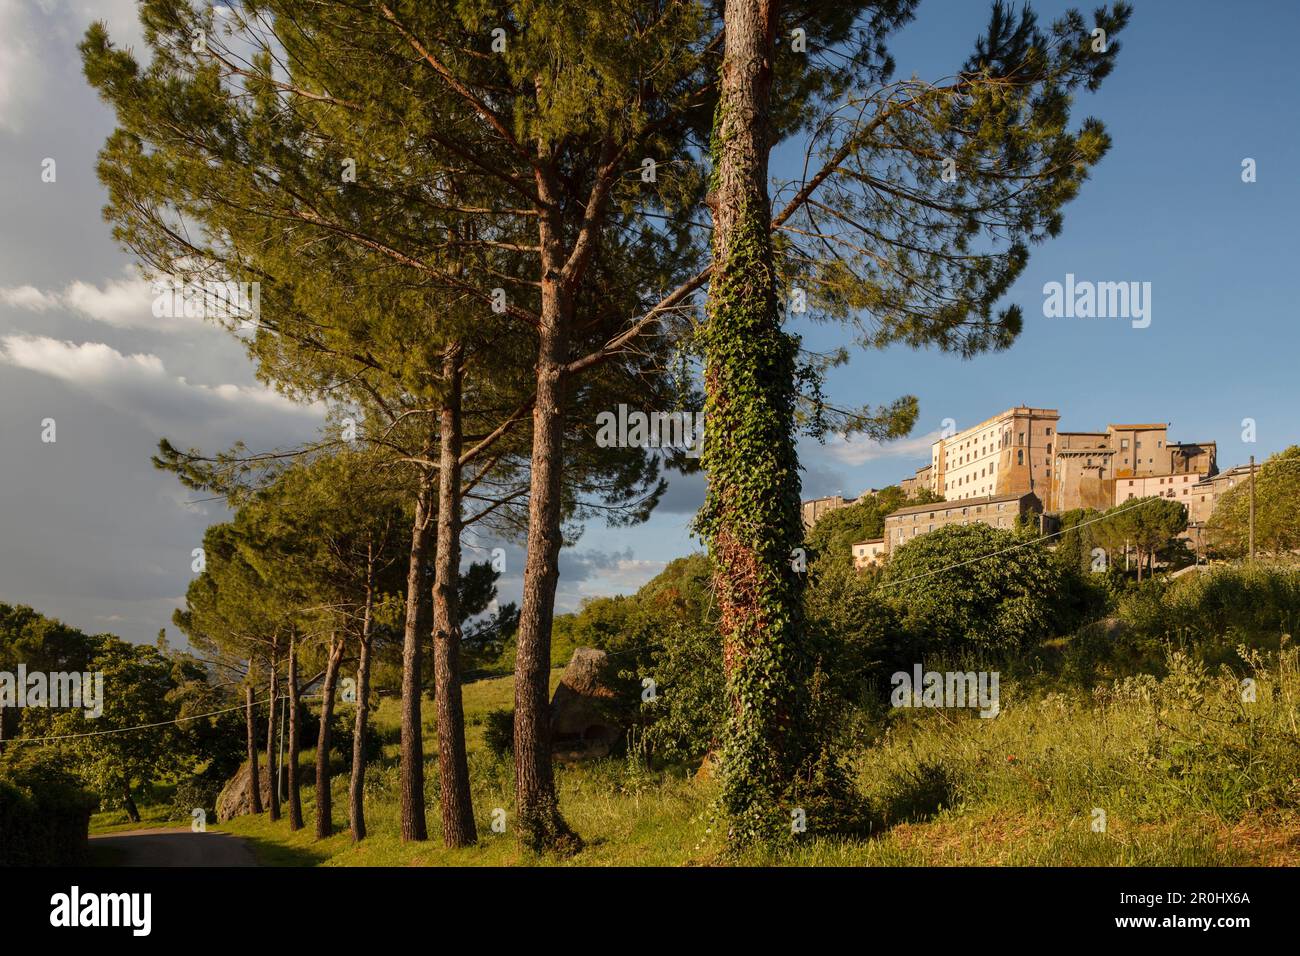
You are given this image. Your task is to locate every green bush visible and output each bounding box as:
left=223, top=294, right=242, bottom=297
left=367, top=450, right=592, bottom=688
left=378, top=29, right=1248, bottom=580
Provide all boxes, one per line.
left=482, top=708, right=514, bottom=760
left=880, top=524, right=1078, bottom=657
left=168, top=776, right=221, bottom=824
left=642, top=624, right=725, bottom=765
left=0, top=762, right=96, bottom=866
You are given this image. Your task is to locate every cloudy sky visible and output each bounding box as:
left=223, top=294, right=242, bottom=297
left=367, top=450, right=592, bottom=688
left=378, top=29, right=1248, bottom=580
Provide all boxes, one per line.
left=2, top=0, right=1298, bottom=644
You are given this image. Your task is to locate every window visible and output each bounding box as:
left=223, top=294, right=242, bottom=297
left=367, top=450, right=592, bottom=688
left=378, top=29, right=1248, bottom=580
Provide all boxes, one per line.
left=1121, top=439, right=1129, bottom=449
left=1046, top=427, right=1053, bottom=435
left=1136, top=440, right=1142, bottom=449
left=1017, top=449, right=1024, bottom=465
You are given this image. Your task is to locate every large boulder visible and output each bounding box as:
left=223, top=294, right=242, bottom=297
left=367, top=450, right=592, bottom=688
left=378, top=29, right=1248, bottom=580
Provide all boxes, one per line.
left=216, top=759, right=273, bottom=822
left=549, top=648, right=623, bottom=761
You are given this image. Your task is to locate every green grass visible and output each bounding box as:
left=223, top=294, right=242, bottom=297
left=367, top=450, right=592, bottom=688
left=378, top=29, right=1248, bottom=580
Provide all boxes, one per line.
left=209, top=648, right=1300, bottom=866
left=90, top=801, right=180, bottom=834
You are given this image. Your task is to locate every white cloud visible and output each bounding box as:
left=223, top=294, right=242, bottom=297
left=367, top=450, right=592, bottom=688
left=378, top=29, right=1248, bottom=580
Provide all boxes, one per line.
left=0, top=284, right=60, bottom=311
left=0, top=334, right=319, bottom=419
left=0, top=271, right=198, bottom=331
left=0, top=333, right=164, bottom=381
left=822, top=429, right=941, bottom=467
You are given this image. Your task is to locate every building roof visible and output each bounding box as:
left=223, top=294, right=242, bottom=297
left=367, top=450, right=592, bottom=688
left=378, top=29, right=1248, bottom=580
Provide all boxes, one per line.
left=1109, top=423, right=1169, bottom=431
left=851, top=538, right=885, bottom=546
left=885, top=491, right=1034, bottom=519
left=939, top=406, right=1059, bottom=440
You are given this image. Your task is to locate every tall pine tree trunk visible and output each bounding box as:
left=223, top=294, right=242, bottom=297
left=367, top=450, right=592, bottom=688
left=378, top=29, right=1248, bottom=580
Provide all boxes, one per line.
left=512, top=182, right=581, bottom=853
left=287, top=632, right=304, bottom=831
left=350, top=560, right=375, bottom=842
left=315, top=632, right=345, bottom=839
left=434, top=340, right=477, bottom=847
left=701, top=0, right=808, bottom=843
left=245, top=678, right=262, bottom=815
left=266, top=648, right=281, bottom=822
left=400, top=477, right=434, bottom=841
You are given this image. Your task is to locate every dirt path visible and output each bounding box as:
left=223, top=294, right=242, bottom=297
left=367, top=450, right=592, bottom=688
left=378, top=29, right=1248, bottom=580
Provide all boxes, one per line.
left=90, top=828, right=257, bottom=867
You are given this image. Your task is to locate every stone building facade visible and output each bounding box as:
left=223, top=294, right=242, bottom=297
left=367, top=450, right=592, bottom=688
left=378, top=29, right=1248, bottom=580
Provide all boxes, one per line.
left=882, top=491, right=1043, bottom=555
left=929, top=407, right=1059, bottom=503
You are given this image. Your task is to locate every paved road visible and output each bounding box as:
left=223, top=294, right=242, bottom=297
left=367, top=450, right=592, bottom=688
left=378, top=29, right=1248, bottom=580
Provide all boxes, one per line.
left=90, top=828, right=257, bottom=867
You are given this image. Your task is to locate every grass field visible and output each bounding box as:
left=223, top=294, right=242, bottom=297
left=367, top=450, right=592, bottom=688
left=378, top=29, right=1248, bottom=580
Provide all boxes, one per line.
left=185, top=645, right=1300, bottom=866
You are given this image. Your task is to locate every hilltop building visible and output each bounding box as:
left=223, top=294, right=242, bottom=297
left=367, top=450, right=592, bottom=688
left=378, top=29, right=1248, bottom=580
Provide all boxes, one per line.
left=882, top=491, right=1043, bottom=556
left=799, top=404, right=1221, bottom=567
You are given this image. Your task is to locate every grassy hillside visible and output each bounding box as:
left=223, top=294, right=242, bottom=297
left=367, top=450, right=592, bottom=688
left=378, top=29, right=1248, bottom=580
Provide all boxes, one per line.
left=207, top=644, right=1300, bottom=866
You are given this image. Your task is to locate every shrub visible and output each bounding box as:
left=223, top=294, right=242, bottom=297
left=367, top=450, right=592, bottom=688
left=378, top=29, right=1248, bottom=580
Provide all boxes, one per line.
left=642, top=624, right=725, bottom=765
left=168, top=776, right=221, bottom=824
left=0, top=761, right=96, bottom=866
left=482, top=708, right=514, bottom=760
left=881, top=524, right=1074, bottom=657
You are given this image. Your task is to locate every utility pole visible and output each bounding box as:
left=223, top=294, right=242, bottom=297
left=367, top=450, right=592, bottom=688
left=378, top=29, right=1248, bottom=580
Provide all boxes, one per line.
left=1248, top=455, right=1256, bottom=560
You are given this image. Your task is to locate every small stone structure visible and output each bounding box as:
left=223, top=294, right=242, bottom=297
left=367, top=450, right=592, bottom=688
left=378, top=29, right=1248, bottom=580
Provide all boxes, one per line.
left=549, top=647, right=623, bottom=760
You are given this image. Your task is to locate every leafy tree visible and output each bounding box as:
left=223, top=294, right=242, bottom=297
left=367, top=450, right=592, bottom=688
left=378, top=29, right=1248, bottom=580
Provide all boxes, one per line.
left=1209, top=447, right=1300, bottom=558
left=880, top=523, right=1067, bottom=656
left=1095, top=496, right=1188, bottom=581
left=805, top=486, right=940, bottom=573
left=41, top=637, right=205, bottom=822
left=0, top=604, right=95, bottom=749
left=1053, top=507, right=1104, bottom=574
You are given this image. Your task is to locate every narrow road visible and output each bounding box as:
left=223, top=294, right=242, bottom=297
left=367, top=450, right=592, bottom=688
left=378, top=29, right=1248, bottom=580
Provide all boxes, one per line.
left=89, top=828, right=257, bottom=867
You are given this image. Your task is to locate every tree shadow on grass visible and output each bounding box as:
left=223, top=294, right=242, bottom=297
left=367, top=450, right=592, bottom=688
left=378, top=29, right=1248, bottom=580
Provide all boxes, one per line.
left=234, top=833, right=333, bottom=867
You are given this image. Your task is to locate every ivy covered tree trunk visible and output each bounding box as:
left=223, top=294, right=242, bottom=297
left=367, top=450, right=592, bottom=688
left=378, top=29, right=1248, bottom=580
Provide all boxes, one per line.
left=266, top=649, right=280, bottom=822
left=286, top=632, right=304, bottom=831
left=400, top=479, right=433, bottom=842
left=245, top=680, right=262, bottom=815
left=700, top=0, right=808, bottom=844
left=433, top=340, right=477, bottom=848
left=315, top=632, right=345, bottom=839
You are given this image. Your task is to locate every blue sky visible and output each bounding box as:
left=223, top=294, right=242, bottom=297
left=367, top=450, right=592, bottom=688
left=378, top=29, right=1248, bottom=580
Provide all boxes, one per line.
left=573, top=0, right=1300, bottom=594
left=1, top=0, right=1295, bottom=639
